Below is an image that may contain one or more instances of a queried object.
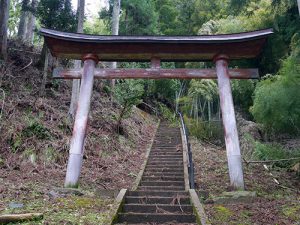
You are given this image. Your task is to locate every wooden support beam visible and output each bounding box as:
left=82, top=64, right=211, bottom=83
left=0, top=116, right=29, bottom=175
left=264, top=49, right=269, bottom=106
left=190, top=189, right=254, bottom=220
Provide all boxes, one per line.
left=64, top=54, right=98, bottom=188
left=151, top=57, right=161, bottom=69
left=53, top=68, right=259, bottom=80
left=215, top=55, right=245, bottom=190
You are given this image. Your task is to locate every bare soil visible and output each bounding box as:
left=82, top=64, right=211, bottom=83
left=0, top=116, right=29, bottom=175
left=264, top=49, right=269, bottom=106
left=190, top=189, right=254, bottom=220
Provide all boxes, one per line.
left=191, top=138, right=300, bottom=225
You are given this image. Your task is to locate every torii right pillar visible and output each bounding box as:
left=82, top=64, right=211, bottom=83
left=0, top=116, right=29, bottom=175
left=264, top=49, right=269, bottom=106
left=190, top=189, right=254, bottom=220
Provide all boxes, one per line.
left=214, top=54, right=245, bottom=190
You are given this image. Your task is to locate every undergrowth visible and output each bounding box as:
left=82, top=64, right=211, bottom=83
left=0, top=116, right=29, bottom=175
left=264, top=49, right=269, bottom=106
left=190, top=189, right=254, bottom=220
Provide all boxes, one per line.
left=184, top=116, right=224, bottom=144
left=253, top=141, right=300, bottom=168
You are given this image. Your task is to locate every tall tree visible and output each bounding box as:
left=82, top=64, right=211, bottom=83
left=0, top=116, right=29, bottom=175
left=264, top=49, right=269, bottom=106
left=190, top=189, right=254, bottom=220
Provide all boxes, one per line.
left=37, top=0, right=77, bottom=95
left=69, top=0, right=85, bottom=117
left=0, top=0, right=10, bottom=61
left=25, top=0, right=37, bottom=43
left=110, top=0, right=121, bottom=97
left=17, top=0, right=29, bottom=40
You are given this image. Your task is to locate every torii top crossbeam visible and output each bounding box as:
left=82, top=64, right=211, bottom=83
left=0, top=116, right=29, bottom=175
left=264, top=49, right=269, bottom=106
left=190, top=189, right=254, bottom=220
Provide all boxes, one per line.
left=40, top=28, right=273, bottom=62
left=40, top=28, right=273, bottom=190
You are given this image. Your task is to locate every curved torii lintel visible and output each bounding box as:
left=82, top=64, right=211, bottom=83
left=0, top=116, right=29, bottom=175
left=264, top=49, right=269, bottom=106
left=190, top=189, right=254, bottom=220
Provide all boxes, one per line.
left=40, top=28, right=273, bottom=62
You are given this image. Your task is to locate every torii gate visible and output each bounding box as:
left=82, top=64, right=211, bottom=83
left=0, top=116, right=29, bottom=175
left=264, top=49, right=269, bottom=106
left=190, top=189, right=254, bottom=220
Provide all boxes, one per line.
left=40, top=28, right=273, bottom=190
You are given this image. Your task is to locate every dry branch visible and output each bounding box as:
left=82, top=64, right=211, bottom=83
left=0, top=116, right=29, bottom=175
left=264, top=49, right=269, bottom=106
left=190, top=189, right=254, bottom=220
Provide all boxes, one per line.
left=0, top=213, right=43, bottom=223
left=244, top=157, right=300, bottom=164
left=18, top=57, right=33, bottom=71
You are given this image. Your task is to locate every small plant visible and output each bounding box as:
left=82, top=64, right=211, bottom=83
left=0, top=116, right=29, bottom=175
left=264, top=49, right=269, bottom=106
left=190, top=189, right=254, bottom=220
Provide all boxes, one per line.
left=114, top=80, right=144, bottom=134
left=22, top=121, right=51, bottom=140
left=214, top=205, right=233, bottom=221
left=43, top=147, right=58, bottom=164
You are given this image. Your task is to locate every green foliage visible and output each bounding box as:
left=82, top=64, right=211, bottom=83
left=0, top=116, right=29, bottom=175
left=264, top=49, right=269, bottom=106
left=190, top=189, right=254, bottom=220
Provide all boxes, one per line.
left=37, top=0, right=77, bottom=31
left=153, top=0, right=180, bottom=35
left=232, top=80, right=256, bottom=115
left=8, top=0, right=21, bottom=37
left=22, top=121, right=51, bottom=140
left=157, top=102, right=177, bottom=124
left=100, top=0, right=158, bottom=35
left=114, top=80, right=144, bottom=133
left=214, top=205, right=233, bottom=221
left=185, top=116, right=223, bottom=143
left=253, top=141, right=300, bottom=168
left=83, top=17, right=109, bottom=35
left=185, top=80, right=218, bottom=121
left=120, top=0, right=158, bottom=35
left=153, top=79, right=180, bottom=103
left=251, top=49, right=300, bottom=135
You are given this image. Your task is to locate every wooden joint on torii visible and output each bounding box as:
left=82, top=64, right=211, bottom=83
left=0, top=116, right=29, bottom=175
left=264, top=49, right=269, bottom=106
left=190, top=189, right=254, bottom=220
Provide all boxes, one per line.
left=40, top=28, right=273, bottom=189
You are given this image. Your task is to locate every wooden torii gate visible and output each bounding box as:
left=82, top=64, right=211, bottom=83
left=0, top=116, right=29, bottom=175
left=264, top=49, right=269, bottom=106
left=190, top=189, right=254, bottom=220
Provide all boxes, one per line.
left=40, top=28, right=273, bottom=190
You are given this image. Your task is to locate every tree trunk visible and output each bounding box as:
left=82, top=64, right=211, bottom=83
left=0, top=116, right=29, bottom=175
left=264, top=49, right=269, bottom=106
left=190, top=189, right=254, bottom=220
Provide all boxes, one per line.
left=297, top=0, right=300, bottom=15
left=40, top=48, right=49, bottom=96
left=18, top=0, right=29, bottom=40
left=109, top=0, right=121, bottom=99
left=208, top=101, right=211, bottom=121
left=25, top=0, right=37, bottom=44
left=0, top=0, right=10, bottom=61
left=69, top=0, right=85, bottom=118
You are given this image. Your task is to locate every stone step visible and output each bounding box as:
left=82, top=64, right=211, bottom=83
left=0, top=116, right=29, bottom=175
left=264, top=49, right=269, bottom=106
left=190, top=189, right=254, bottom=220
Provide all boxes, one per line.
left=127, top=190, right=188, bottom=197
left=149, top=156, right=182, bottom=159
left=138, top=186, right=184, bottom=191
left=150, top=151, right=182, bottom=154
left=140, top=181, right=185, bottom=187
left=142, top=176, right=184, bottom=181
left=147, top=161, right=183, bottom=165
left=118, top=213, right=196, bottom=224
left=149, top=155, right=183, bottom=158
left=125, top=196, right=190, bottom=204
left=149, top=153, right=182, bottom=156
left=146, top=164, right=182, bottom=169
left=143, top=171, right=184, bottom=177
left=143, top=169, right=183, bottom=173
left=123, top=204, right=193, bottom=214
left=151, top=146, right=180, bottom=148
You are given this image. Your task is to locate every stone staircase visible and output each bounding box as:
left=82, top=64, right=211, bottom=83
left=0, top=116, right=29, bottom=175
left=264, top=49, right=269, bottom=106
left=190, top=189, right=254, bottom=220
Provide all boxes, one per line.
left=114, top=121, right=198, bottom=225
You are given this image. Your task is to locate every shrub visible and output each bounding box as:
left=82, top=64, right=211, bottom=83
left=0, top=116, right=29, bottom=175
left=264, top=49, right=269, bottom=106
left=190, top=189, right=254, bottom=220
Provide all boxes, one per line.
left=185, top=116, right=224, bottom=144
left=157, top=102, right=177, bottom=124
left=251, top=53, right=300, bottom=135
left=114, top=80, right=144, bottom=134
left=253, top=141, right=300, bottom=168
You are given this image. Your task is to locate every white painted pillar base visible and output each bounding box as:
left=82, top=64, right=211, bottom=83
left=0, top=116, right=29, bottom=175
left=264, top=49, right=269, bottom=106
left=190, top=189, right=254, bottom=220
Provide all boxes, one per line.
left=215, top=55, right=245, bottom=190
left=64, top=55, right=98, bottom=188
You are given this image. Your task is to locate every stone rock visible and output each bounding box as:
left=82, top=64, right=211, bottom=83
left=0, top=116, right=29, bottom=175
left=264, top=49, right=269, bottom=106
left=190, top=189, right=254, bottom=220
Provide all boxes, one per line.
left=211, top=191, right=256, bottom=204
left=236, top=113, right=263, bottom=157
left=48, top=188, right=84, bottom=198
left=9, top=202, right=24, bottom=209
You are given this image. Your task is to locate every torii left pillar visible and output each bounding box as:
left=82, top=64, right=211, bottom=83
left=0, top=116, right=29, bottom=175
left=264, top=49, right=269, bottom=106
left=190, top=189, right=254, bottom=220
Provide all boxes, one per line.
left=65, top=54, right=98, bottom=188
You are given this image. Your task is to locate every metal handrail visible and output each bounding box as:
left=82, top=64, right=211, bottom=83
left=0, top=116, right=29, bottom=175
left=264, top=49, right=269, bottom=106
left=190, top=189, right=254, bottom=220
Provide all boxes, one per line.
left=178, top=112, right=195, bottom=189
